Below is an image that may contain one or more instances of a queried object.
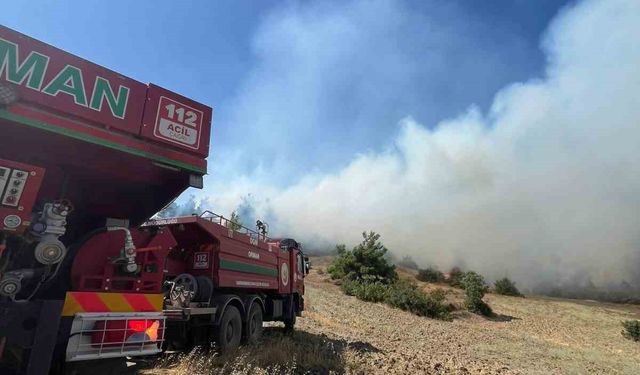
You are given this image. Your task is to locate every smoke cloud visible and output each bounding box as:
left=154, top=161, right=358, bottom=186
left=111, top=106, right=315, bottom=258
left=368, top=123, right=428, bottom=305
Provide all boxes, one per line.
left=200, top=0, right=640, bottom=291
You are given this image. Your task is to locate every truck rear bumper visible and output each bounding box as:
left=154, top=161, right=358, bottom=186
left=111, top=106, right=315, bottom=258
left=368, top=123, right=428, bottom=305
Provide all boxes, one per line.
left=66, top=312, right=165, bottom=362
left=0, top=299, right=63, bottom=375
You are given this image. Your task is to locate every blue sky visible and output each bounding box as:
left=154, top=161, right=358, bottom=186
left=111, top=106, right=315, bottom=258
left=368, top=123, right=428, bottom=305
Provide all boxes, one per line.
left=2, top=0, right=570, bottom=182
left=6, top=1, right=640, bottom=288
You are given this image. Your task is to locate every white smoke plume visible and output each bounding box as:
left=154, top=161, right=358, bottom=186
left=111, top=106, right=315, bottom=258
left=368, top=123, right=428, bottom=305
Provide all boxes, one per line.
left=201, top=0, right=640, bottom=291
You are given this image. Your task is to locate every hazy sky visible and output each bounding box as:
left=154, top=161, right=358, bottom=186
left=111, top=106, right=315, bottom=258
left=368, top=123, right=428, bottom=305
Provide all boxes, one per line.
left=1, top=0, right=569, bottom=181
left=9, top=1, right=639, bottom=291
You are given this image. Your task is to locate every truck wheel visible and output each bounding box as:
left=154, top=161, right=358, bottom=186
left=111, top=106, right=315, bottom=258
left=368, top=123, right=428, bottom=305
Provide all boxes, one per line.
left=246, top=302, right=263, bottom=344
left=284, top=313, right=296, bottom=333
left=215, top=305, right=242, bottom=352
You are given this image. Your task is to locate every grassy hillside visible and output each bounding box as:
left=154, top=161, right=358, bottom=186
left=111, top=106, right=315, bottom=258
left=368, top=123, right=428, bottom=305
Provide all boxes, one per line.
left=146, top=257, right=640, bottom=374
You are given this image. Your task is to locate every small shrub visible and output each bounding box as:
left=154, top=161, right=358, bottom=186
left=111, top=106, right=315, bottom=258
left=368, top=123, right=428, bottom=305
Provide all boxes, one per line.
left=448, top=267, right=466, bottom=288
left=416, top=267, right=445, bottom=283
left=327, top=232, right=397, bottom=283
left=462, top=271, right=492, bottom=316
left=340, top=279, right=387, bottom=303
left=385, top=280, right=451, bottom=320
left=622, top=320, right=640, bottom=341
left=340, top=278, right=358, bottom=296
left=494, top=277, right=523, bottom=297
left=342, top=279, right=450, bottom=320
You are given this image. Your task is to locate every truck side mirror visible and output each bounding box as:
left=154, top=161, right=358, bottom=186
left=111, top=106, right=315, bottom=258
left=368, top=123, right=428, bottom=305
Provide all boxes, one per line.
left=304, top=260, right=310, bottom=275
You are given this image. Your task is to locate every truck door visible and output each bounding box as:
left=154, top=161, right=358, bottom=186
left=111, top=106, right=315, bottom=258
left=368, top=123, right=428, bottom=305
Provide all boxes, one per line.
left=278, top=247, right=292, bottom=294
left=291, top=249, right=305, bottom=295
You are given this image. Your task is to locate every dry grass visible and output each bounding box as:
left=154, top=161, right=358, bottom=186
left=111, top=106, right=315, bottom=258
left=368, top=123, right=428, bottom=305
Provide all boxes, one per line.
left=145, top=327, right=359, bottom=375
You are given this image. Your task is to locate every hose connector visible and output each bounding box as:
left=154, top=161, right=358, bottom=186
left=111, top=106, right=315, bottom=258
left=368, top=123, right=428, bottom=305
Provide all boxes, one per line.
left=107, top=227, right=138, bottom=273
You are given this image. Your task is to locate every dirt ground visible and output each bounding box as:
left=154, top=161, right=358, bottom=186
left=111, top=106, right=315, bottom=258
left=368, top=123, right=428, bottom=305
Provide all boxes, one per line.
left=298, top=259, right=640, bottom=374
left=145, top=257, right=640, bottom=374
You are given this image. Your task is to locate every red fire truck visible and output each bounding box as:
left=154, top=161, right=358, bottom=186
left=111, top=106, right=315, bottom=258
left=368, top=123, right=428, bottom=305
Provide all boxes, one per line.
left=0, top=26, right=306, bottom=374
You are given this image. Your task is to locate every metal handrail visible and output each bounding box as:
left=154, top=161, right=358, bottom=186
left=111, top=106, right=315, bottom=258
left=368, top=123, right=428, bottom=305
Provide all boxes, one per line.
left=199, top=211, right=270, bottom=242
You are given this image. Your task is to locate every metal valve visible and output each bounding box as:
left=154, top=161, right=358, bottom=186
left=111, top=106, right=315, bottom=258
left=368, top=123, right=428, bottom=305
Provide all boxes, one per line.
left=31, top=200, right=73, bottom=265
left=107, top=227, right=139, bottom=274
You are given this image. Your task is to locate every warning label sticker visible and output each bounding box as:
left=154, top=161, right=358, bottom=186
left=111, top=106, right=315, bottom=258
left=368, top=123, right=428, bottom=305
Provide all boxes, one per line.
left=154, top=96, right=203, bottom=149
left=193, top=252, right=209, bottom=269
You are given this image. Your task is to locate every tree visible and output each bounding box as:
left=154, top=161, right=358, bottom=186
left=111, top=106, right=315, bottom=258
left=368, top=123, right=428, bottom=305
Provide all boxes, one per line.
left=462, top=271, right=492, bottom=316
left=494, top=277, right=523, bottom=297
left=334, top=244, right=348, bottom=255
left=229, top=211, right=242, bottom=231
left=155, top=202, right=179, bottom=218
left=327, top=231, right=397, bottom=283
left=448, top=266, right=465, bottom=288
left=155, top=195, right=202, bottom=218
left=417, top=266, right=445, bottom=283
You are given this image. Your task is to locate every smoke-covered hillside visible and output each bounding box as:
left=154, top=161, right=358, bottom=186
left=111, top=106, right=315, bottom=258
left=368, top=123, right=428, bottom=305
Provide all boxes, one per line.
left=192, top=0, right=640, bottom=295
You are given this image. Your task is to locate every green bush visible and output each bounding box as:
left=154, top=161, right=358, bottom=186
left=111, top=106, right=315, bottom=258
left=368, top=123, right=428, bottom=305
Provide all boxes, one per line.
left=340, top=279, right=387, bottom=303
left=416, top=267, right=445, bottom=283
left=448, top=266, right=466, bottom=288
left=327, top=232, right=397, bottom=283
left=494, top=277, right=523, bottom=297
left=341, top=279, right=450, bottom=320
left=622, top=320, right=640, bottom=341
left=462, top=271, right=492, bottom=316
left=384, top=280, right=451, bottom=320
left=329, top=232, right=450, bottom=320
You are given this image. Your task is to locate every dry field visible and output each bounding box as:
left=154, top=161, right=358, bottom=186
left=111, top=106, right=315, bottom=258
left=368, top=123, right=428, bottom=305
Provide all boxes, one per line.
left=142, top=257, right=640, bottom=374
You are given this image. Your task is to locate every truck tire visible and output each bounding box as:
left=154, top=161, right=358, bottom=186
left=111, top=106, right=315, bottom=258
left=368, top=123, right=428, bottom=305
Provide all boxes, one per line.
left=246, top=302, right=263, bottom=344
left=214, top=305, right=242, bottom=352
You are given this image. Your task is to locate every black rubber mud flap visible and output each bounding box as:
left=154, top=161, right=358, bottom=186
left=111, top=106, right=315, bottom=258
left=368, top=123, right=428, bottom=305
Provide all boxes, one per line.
left=283, top=294, right=296, bottom=333
left=0, top=299, right=63, bottom=375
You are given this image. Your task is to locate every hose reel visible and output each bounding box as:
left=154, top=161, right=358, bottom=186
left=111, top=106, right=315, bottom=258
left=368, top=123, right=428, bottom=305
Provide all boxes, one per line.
left=34, top=239, right=66, bottom=265
left=0, top=269, right=35, bottom=298
left=0, top=273, right=21, bottom=297
left=168, top=273, right=213, bottom=308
